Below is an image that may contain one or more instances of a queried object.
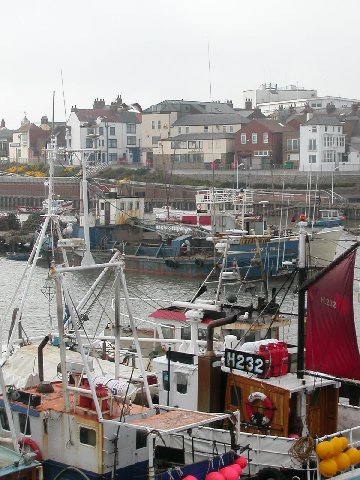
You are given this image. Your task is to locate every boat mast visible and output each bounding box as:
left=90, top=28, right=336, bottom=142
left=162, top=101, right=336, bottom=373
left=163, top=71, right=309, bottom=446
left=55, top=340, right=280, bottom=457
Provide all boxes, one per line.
left=81, top=153, right=95, bottom=266
left=297, top=219, right=308, bottom=379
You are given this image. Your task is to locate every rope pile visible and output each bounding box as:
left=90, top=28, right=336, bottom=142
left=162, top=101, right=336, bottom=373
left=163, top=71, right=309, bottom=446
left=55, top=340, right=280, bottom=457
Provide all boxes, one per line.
left=288, top=436, right=315, bottom=464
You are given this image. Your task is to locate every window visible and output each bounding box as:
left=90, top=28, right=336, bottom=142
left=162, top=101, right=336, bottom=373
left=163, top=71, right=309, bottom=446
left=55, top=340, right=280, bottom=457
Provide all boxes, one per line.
left=80, top=426, right=96, bottom=446
left=337, top=136, right=345, bottom=147
left=127, top=124, right=136, bottom=134
left=188, top=140, right=203, bottom=149
left=157, top=120, right=161, bottom=129
left=188, top=153, right=203, bottom=163
left=309, top=155, right=317, bottom=164
left=176, top=372, right=189, bottom=394
left=309, top=139, right=317, bottom=151
left=223, top=126, right=227, bottom=132
left=152, top=136, right=160, bottom=145
left=241, top=133, right=246, bottom=144
left=178, top=127, right=182, bottom=134
left=185, top=127, right=189, bottom=133
left=230, top=385, right=242, bottom=407
left=99, top=127, right=104, bottom=135
left=19, top=413, right=31, bottom=435
left=128, top=202, right=133, bottom=210
left=136, top=430, right=147, bottom=449
left=87, top=128, right=95, bottom=135
left=85, top=138, right=93, bottom=148
left=287, top=138, right=299, bottom=150
left=338, top=127, right=341, bottom=133
left=325, top=126, right=328, bottom=132
left=204, top=126, right=209, bottom=133
left=254, top=150, right=270, bottom=157
left=322, top=151, right=335, bottom=162
left=151, top=121, right=155, bottom=130
left=108, top=139, right=117, bottom=148
left=324, top=136, right=333, bottom=147
left=229, top=125, right=233, bottom=133
left=109, top=127, right=115, bottom=136
left=162, top=370, right=170, bottom=391
left=311, top=126, right=317, bottom=133
left=171, top=141, right=186, bottom=149
left=0, top=409, right=9, bottom=431
left=252, top=133, right=257, bottom=144
left=127, top=136, right=136, bottom=145
left=263, top=132, right=269, bottom=144
left=135, top=201, right=140, bottom=210
left=108, top=153, right=117, bottom=163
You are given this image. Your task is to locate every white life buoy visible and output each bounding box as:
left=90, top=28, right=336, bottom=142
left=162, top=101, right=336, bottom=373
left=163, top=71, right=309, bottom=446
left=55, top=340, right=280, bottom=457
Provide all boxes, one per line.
left=246, top=391, right=274, bottom=426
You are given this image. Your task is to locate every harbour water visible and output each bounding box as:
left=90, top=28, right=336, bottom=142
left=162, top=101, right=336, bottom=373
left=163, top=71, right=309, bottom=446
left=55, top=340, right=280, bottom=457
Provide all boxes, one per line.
left=0, top=231, right=359, bottom=350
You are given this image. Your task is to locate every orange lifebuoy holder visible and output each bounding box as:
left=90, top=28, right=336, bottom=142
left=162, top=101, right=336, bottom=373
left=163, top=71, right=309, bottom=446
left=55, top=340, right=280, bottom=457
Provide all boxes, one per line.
left=246, top=391, right=274, bottom=426
left=18, top=436, right=43, bottom=461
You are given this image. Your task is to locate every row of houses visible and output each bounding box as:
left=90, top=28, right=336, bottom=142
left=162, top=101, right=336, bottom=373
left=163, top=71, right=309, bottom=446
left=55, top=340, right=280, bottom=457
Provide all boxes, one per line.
left=1, top=87, right=360, bottom=172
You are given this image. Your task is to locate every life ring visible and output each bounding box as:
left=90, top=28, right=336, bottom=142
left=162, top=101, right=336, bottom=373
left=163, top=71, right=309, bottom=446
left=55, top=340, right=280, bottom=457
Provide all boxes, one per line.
left=246, top=391, right=274, bottom=426
left=18, top=436, right=43, bottom=461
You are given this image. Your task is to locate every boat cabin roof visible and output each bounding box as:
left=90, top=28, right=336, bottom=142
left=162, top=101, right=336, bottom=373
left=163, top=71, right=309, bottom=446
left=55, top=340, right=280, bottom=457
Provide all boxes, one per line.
left=221, top=367, right=338, bottom=394
left=149, top=308, right=213, bottom=325
left=2, top=382, right=229, bottom=435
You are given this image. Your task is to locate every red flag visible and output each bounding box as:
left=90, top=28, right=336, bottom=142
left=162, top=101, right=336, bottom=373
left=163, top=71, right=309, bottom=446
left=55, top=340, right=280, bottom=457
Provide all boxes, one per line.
left=305, top=250, right=360, bottom=380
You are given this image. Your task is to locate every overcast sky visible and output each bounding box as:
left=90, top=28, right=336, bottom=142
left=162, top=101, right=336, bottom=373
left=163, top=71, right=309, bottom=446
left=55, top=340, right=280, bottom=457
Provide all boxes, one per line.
left=1, top=0, right=359, bottom=129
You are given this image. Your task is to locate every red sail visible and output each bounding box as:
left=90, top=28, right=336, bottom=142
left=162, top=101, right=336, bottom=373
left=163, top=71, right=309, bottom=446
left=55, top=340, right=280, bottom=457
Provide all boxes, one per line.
left=305, top=249, right=360, bottom=380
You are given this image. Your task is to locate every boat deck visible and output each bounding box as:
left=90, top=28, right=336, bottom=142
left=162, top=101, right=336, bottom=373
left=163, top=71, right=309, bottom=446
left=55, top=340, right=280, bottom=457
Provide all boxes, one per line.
left=6, top=382, right=225, bottom=433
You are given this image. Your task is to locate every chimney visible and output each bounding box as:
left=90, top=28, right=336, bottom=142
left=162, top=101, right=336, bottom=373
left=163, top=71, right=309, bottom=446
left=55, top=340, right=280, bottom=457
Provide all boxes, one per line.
left=352, top=103, right=359, bottom=113
left=71, top=105, right=78, bottom=113
left=93, top=98, right=105, bottom=109
left=226, top=99, right=233, bottom=108
left=245, top=98, right=253, bottom=110
left=41, top=115, right=48, bottom=125
left=0, top=119, right=5, bottom=128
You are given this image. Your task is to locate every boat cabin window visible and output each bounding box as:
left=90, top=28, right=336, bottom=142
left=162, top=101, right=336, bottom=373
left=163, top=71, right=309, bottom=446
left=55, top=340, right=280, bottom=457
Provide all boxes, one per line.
left=230, top=385, right=242, bottom=407
left=175, top=372, right=188, bottom=394
left=79, top=426, right=96, bottom=447
left=136, top=429, right=148, bottom=449
left=161, top=326, right=174, bottom=339
left=181, top=326, right=206, bottom=341
left=162, top=371, right=170, bottom=391
left=0, top=408, right=10, bottom=431
left=18, top=413, right=31, bottom=435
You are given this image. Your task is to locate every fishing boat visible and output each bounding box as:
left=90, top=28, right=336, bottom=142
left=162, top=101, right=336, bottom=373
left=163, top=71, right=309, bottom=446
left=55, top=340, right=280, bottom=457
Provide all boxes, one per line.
left=0, top=136, right=252, bottom=480
left=306, top=208, right=345, bottom=229
left=149, top=221, right=360, bottom=479
left=16, top=199, right=73, bottom=215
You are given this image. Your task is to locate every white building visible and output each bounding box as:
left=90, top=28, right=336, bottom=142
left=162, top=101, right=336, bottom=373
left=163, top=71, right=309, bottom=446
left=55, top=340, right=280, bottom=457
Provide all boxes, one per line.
left=243, top=84, right=317, bottom=110
left=66, top=97, right=141, bottom=166
left=257, top=96, right=360, bottom=117
left=299, top=115, right=346, bottom=172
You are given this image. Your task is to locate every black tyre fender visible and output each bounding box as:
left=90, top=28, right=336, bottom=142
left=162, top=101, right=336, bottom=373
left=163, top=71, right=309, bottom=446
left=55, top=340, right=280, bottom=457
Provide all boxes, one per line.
left=255, top=467, right=287, bottom=480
